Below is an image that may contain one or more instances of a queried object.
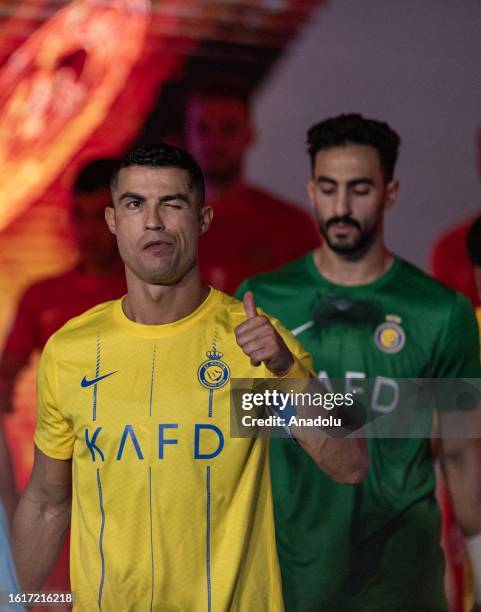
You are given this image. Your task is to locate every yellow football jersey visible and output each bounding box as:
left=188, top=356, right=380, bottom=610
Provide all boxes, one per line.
left=34, top=288, right=312, bottom=612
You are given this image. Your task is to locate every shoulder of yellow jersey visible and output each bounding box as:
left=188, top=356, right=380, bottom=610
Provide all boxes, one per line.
left=47, top=299, right=117, bottom=345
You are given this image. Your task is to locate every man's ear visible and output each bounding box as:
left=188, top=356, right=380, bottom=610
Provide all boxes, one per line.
left=384, top=179, right=400, bottom=210
left=105, top=206, right=116, bottom=235
left=199, top=205, right=213, bottom=236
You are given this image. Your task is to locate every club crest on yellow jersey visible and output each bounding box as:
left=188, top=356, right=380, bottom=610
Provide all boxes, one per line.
left=374, top=315, right=406, bottom=354
left=198, top=346, right=230, bottom=389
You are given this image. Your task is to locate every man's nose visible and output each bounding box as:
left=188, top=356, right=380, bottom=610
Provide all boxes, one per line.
left=332, top=189, right=351, bottom=217
left=145, top=204, right=165, bottom=230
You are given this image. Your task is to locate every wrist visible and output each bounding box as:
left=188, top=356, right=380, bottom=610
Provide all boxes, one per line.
left=270, top=354, right=294, bottom=377
left=273, top=355, right=312, bottom=379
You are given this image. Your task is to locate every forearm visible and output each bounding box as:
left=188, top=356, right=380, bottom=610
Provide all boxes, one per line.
left=441, top=437, right=481, bottom=535
left=277, top=369, right=369, bottom=484
left=12, top=487, right=71, bottom=590
left=440, top=437, right=481, bottom=607
left=295, top=432, right=369, bottom=484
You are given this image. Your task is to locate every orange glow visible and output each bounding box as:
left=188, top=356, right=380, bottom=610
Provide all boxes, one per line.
left=0, top=0, right=150, bottom=230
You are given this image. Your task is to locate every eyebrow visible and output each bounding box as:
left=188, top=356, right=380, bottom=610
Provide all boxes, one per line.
left=118, top=192, right=191, bottom=204
left=119, top=191, right=144, bottom=202
left=316, top=176, right=374, bottom=188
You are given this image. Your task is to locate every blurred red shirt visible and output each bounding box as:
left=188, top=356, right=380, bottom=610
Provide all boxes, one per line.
left=431, top=217, right=479, bottom=307
left=199, top=184, right=321, bottom=295
left=4, top=267, right=126, bottom=358
left=2, top=267, right=126, bottom=596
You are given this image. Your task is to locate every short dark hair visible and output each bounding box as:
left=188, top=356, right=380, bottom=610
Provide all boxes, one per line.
left=111, top=143, right=205, bottom=205
left=74, top=159, right=119, bottom=194
left=467, top=215, right=481, bottom=266
left=307, top=113, right=401, bottom=182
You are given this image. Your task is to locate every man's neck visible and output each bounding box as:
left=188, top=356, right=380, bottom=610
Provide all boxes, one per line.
left=313, top=243, right=393, bottom=286
left=122, top=269, right=209, bottom=325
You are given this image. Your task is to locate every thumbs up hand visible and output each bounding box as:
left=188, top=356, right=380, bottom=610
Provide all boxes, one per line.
left=235, top=291, right=294, bottom=376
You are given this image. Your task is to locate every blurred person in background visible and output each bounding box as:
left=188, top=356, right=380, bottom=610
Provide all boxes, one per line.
left=0, top=159, right=126, bottom=603
left=431, top=128, right=481, bottom=307
left=0, top=159, right=126, bottom=414
left=238, top=114, right=481, bottom=612
left=467, top=215, right=481, bottom=331
left=184, top=81, right=320, bottom=294
left=451, top=213, right=481, bottom=612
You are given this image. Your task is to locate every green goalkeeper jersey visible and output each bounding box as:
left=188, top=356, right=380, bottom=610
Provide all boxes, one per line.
left=237, top=253, right=481, bottom=612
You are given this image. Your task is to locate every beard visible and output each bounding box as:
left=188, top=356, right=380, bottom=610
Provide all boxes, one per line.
left=319, top=215, right=378, bottom=256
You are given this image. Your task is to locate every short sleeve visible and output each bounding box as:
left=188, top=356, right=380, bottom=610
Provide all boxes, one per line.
left=433, top=292, right=481, bottom=378
left=34, top=337, right=75, bottom=460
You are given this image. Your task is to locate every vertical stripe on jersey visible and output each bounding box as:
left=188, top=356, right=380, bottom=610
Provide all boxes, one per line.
left=206, top=465, right=212, bottom=612
left=93, top=335, right=101, bottom=422
left=149, top=466, right=154, bottom=611
left=149, top=346, right=156, bottom=418
left=149, top=346, right=156, bottom=608
left=96, top=468, right=106, bottom=609
left=208, top=389, right=214, bottom=418
left=208, top=331, right=218, bottom=418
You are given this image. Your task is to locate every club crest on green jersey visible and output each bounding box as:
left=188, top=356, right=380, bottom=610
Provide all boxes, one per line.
left=198, top=343, right=230, bottom=390
left=374, top=315, right=406, bottom=354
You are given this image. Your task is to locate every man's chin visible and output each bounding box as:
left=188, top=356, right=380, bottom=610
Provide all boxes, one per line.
left=130, top=266, right=177, bottom=286
left=325, top=236, right=360, bottom=254
left=331, top=245, right=362, bottom=256
left=322, top=227, right=373, bottom=256
left=145, top=273, right=179, bottom=285
left=325, top=236, right=375, bottom=257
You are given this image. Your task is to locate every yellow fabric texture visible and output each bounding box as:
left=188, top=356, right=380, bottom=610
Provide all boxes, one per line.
left=34, top=288, right=312, bottom=612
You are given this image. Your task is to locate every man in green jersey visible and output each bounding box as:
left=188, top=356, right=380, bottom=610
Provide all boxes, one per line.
left=237, top=114, right=481, bottom=611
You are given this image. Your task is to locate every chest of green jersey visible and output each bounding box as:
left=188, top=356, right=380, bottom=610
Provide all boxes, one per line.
left=293, top=303, right=436, bottom=417
left=295, top=307, right=433, bottom=379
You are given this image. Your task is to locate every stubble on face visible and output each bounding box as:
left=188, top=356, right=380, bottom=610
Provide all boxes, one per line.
left=320, top=213, right=380, bottom=256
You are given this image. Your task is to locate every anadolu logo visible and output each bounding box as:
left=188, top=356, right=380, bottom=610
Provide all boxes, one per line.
left=374, top=315, right=406, bottom=354
left=198, top=346, right=230, bottom=390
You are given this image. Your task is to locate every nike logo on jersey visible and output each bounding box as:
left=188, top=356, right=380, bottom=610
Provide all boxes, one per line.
left=81, top=371, right=118, bottom=388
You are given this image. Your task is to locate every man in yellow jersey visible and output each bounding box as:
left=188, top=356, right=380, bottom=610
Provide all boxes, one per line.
left=11, top=144, right=368, bottom=611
